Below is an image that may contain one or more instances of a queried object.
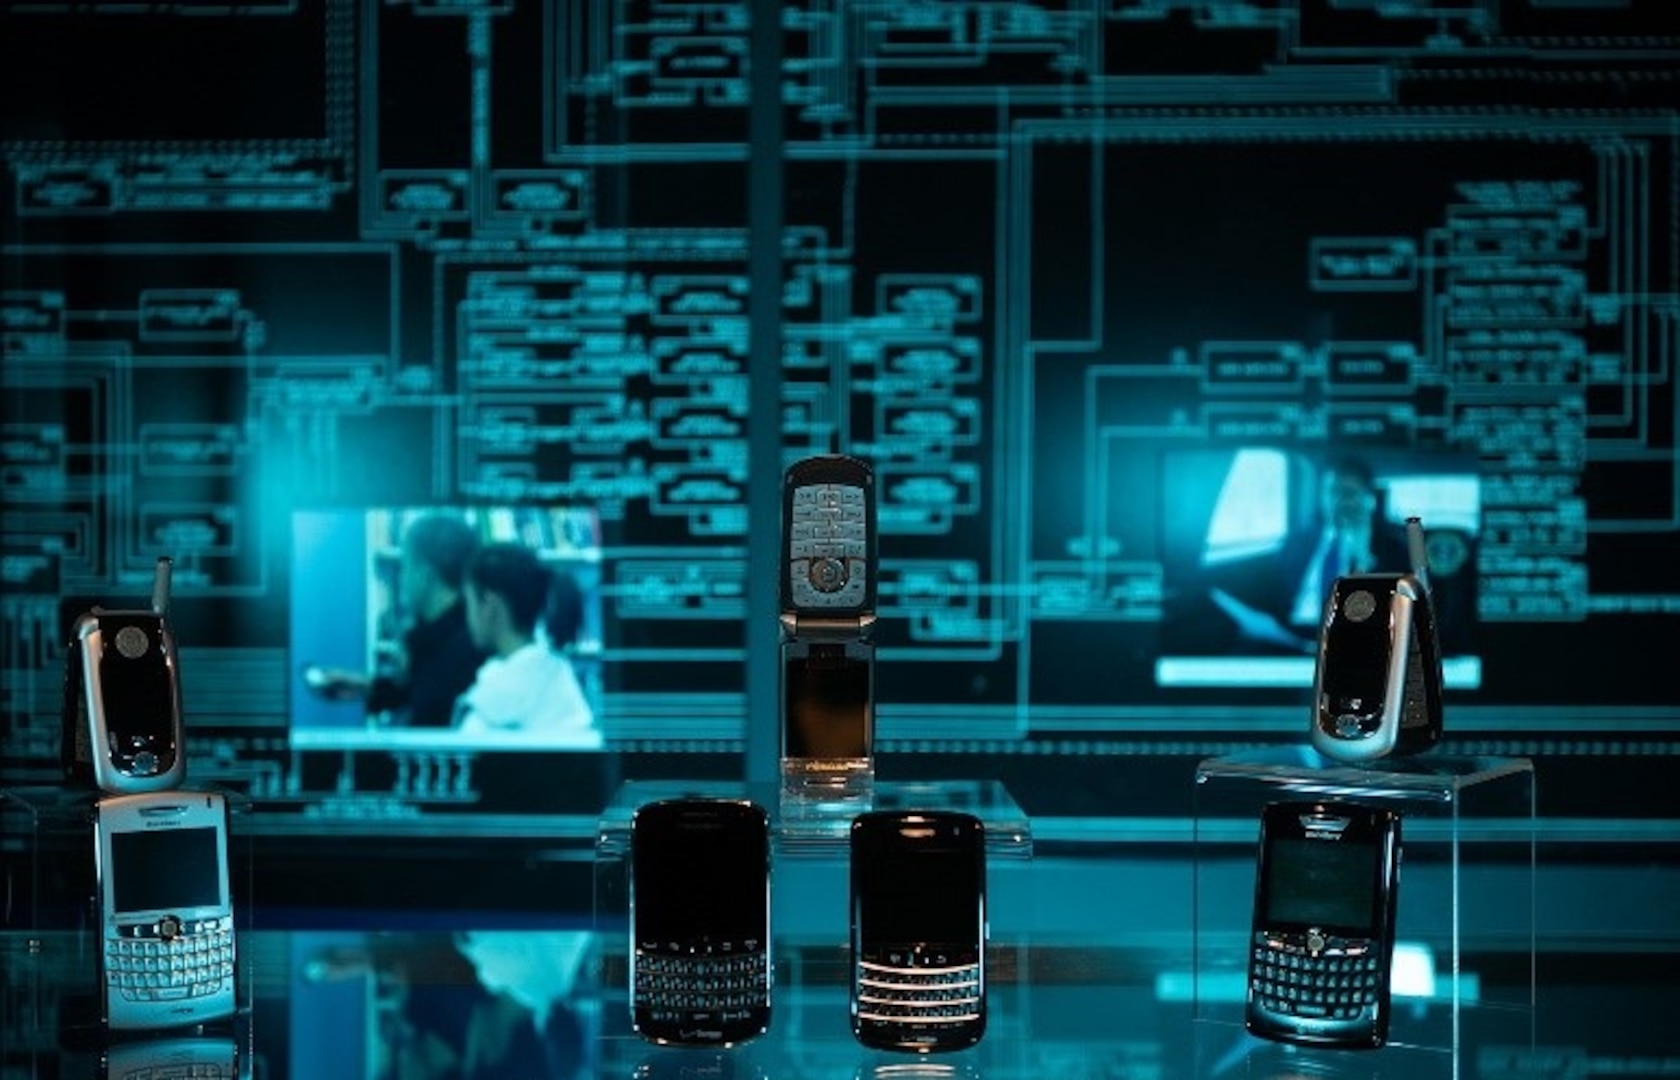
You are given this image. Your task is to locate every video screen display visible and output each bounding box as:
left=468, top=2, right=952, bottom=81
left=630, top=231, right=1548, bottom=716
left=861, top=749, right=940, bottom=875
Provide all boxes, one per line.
left=290, top=506, right=605, bottom=752
left=1155, top=445, right=1482, bottom=694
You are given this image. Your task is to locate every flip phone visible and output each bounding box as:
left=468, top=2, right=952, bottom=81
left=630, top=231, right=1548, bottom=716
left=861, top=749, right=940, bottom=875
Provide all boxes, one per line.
left=850, top=810, right=987, bottom=1054
left=1310, top=520, right=1444, bottom=763
left=630, top=797, right=772, bottom=1047
left=780, top=455, right=877, bottom=795
left=94, top=790, right=237, bottom=1031
left=1246, top=801, right=1402, bottom=1049
left=63, top=557, right=187, bottom=794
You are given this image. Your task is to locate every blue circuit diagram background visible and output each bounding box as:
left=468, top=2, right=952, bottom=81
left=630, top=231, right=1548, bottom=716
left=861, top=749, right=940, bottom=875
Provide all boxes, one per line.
left=2, top=0, right=1676, bottom=834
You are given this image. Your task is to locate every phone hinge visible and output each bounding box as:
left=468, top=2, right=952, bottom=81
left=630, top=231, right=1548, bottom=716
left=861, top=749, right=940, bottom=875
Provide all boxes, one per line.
left=780, top=612, right=876, bottom=641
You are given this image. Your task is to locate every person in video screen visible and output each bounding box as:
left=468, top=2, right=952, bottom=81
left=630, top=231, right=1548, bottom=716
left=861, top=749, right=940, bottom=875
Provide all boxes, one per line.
left=1209, top=454, right=1414, bottom=655
left=453, top=542, right=598, bottom=742
left=309, top=513, right=489, bottom=728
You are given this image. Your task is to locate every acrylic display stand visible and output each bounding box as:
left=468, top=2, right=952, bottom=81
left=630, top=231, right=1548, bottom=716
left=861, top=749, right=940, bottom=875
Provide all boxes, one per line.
left=1190, top=747, right=1535, bottom=1078
left=593, top=778, right=1034, bottom=1075
left=0, top=785, right=256, bottom=1047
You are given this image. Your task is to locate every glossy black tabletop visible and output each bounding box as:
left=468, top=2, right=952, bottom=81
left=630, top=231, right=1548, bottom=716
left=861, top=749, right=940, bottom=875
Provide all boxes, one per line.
left=6, top=772, right=1675, bottom=1078
left=6, top=913, right=1674, bottom=1080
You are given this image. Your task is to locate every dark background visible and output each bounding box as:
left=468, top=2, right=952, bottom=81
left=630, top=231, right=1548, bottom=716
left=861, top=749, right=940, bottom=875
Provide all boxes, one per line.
left=2, top=0, right=1674, bottom=954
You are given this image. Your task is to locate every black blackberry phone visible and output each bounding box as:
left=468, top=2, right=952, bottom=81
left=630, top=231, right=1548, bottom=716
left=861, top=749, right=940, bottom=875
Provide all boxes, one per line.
left=63, top=557, right=187, bottom=794
left=850, top=810, right=986, bottom=1053
left=630, top=797, right=771, bottom=1047
left=1246, top=801, right=1402, bottom=1049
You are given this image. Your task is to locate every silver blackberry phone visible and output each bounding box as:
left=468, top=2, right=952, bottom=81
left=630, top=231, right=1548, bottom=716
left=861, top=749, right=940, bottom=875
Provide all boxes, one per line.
left=94, top=790, right=237, bottom=1031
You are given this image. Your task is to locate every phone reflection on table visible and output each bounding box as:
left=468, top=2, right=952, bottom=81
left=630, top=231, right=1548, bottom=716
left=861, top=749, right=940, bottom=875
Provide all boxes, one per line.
left=101, top=1033, right=243, bottom=1080
left=853, top=1057, right=985, bottom=1080
left=291, top=930, right=599, bottom=1080
left=632, top=1048, right=768, bottom=1080
left=1238, top=1038, right=1394, bottom=1080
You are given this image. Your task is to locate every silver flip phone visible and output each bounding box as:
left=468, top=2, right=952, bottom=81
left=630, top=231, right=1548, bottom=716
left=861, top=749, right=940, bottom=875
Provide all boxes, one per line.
left=779, top=454, right=878, bottom=796
left=63, top=557, right=187, bottom=794
left=1309, top=519, right=1444, bottom=763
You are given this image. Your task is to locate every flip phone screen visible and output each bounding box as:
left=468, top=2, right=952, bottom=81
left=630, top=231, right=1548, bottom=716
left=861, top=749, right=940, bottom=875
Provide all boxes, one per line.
left=1246, top=801, right=1401, bottom=1049
left=91, top=613, right=179, bottom=724
left=1315, top=575, right=1399, bottom=747
left=780, top=454, right=878, bottom=795
left=850, top=811, right=986, bottom=1053
left=783, top=641, right=872, bottom=761
left=630, top=798, right=771, bottom=1047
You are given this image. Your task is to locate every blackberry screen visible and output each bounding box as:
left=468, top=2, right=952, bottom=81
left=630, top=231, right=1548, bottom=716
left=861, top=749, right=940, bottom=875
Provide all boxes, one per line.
left=110, top=827, right=222, bottom=914
left=632, top=801, right=766, bottom=947
left=854, top=814, right=983, bottom=947
left=1262, top=837, right=1379, bottom=933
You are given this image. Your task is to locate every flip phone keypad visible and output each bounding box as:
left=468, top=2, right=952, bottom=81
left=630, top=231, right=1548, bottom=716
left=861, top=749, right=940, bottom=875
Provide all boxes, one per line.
left=635, top=947, right=769, bottom=1019
left=788, top=483, right=869, bottom=610
left=1250, top=933, right=1382, bottom=1020
left=106, top=917, right=235, bottom=1002
left=855, top=948, right=982, bottom=1026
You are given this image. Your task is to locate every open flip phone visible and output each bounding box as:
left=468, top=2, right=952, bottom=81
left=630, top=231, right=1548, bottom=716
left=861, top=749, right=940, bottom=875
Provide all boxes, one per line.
left=63, top=557, right=187, bottom=794
left=94, top=790, right=237, bottom=1032
left=850, top=810, right=987, bottom=1054
left=630, top=797, right=772, bottom=1047
left=780, top=454, right=877, bottom=796
left=1246, top=800, right=1401, bottom=1049
left=1310, top=519, right=1444, bottom=764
